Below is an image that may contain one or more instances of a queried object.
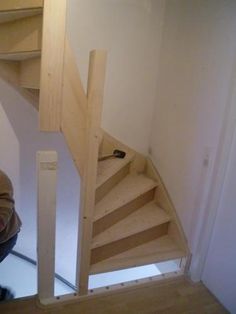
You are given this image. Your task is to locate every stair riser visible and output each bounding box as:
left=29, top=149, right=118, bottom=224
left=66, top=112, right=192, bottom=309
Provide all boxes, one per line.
left=90, top=249, right=185, bottom=275
left=91, top=222, right=169, bottom=264
left=95, top=163, right=130, bottom=203
left=93, top=188, right=155, bottom=236
left=0, top=14, right=42, bottom=55
left=20, top=56, right=41, bottom=89
left=0, top=1, right=43, bottom=12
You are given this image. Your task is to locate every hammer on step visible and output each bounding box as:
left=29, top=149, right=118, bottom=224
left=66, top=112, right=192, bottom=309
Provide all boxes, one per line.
left=98, top=149, right=126, bottom=161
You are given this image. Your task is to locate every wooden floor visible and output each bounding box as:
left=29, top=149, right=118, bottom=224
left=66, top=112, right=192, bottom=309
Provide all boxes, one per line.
left=0, top=276, right=228, bottom=314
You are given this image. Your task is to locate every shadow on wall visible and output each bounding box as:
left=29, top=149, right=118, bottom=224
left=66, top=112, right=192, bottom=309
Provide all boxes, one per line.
left=0, top=79, right=80, bottom=284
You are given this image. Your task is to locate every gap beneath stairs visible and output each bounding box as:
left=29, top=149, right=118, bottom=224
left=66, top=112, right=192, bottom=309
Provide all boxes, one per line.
left=0, top=252, right=182, bottom=299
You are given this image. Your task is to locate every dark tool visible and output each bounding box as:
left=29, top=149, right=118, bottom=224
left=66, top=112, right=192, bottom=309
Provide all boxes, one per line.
left=98, top=149, right=126, bottom=161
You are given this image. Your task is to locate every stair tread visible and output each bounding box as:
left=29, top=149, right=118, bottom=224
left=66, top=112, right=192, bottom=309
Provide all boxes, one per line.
left=90, top=235, right=185, bottom=274
left=0, top=50, right=41, bottom=61
left=0, top=8, right=42, bottom=24
left=96, top=151, right=135, bottom=188
left=92, top=202, right=170, bottom=248
left=94, top=174, right=158, bottom=221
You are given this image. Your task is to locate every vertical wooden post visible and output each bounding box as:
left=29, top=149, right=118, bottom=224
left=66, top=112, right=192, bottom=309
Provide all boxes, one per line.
left=39, top=0, right=67, bottom=131
left=37, top=151, right=57, bottom=300
left=77, top=50, right=107, bottom=295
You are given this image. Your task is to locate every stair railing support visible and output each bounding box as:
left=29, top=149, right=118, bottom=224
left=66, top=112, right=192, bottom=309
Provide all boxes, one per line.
left=76, top=50, right=107, bottom=295
left=37, top=151, right=58, bottom=301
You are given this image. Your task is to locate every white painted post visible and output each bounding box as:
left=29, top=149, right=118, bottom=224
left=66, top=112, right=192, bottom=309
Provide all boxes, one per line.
left=37, top=151, right=57, bottom=300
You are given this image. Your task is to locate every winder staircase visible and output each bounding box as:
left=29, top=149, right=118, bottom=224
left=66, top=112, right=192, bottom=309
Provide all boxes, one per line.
left=91, top=133, right=188, bottom=275
left=0, top=0, right=189, bottom=300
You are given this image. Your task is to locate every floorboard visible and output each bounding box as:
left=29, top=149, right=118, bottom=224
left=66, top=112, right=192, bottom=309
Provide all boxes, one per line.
left=0, top=276, right=228, bottom=314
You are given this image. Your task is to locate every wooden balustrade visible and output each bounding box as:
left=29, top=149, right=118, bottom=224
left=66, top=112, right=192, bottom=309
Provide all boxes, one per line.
left=38, top=0, right=107, bottom=301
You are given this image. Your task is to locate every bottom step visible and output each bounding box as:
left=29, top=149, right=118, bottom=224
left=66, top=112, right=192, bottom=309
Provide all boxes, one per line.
left=90, top=235, right=186, bottom=275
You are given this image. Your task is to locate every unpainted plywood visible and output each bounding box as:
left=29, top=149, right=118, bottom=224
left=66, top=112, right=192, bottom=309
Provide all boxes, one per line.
left=0, top=14, right=42, bottom=54
left=20, top=56, right=40, bottom=89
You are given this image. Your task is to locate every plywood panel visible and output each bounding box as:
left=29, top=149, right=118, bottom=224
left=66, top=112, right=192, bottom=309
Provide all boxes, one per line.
left=0, top=8, right=42, bottom=24
left=91, top=235, right=185, bottom=275
left=91, top=224, right=169, bottom=264
left=0, top=50, right=40, bottom=61
left=0, top=14, right=42, bottom=53
left=77, top=50, right=107, bottom=295
left=39, top=0, right=67, bottom=131
left=61, top=40, right=88, bottom=175
left=37, top=151, right=57, bottom=300
left=0, top=59, right=39, bottom=108
left=20, top=56, right=40, bottom=89
left=0, top=1, right=43, bottom=12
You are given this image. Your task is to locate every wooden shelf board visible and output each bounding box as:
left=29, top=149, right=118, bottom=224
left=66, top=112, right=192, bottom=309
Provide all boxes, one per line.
left=90, top=235, right=186, bottom=274
left=92, top=202, right=170, bottom=248
left=0, top=50, right=41, bottom=61
left=94, top=174, right=158, bottom=221
left=0, top=8, right=42, bottom=24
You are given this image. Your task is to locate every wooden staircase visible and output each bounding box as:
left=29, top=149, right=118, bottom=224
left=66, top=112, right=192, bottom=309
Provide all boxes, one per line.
left=0, top=0, right=189, bottom=301
left=0, top=1, right=42, bottom=109
left=91, top=133, right=188, bottom=274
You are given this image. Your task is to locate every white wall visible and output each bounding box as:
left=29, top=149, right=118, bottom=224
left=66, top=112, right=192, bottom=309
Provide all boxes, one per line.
left=202, top=123, right=236, bottom=313
left=149, top=0, right=236, bottom=248
left=67, top=0, right=165, bottom=154
left=0, top=79, right=80, bottom=284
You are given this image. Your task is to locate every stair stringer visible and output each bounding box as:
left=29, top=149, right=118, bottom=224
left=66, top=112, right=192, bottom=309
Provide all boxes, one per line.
left=146, top=158, right=189, bottom=253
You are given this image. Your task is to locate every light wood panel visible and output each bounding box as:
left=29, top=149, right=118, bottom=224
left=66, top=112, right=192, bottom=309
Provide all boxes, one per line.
left=39, top=0, right=67, bottom=131
left=37, top=151, right=57, bottom=300
left=146, top=158, right=189, bottom=253
left=20, top=57, right=40, bottom=89
left=0, top=8, right=42, bottom=24
left=90, top=235, right=185, bottom=274
left=0, top=1, right=43, bottom=12
left=91, top=202, right=171, bottom=264
left=0, top=50, right=40, bottom=61
left=77, top=50, right=107, bottom=295
left=0, top=14, right=42, bottom=54
left=0, top=59, right=20, bottom=85
left=0, top=60, right=39, bottom=109
left=94, top=174, right=158, bottom=221
left=91, top=224, right=169, bottom=264
left=93, top=189, right=155, bottom=236
left=21, top=88, right=39, bottom=109
left=61, top=40, right=88, bottom=176
left=95, top=163, right=130, bottom=203
left=102, top=131, right=147, bottom=174
left=96, top=150, right=135, bottom=188
left=93, top=202, right=170, bottom=244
